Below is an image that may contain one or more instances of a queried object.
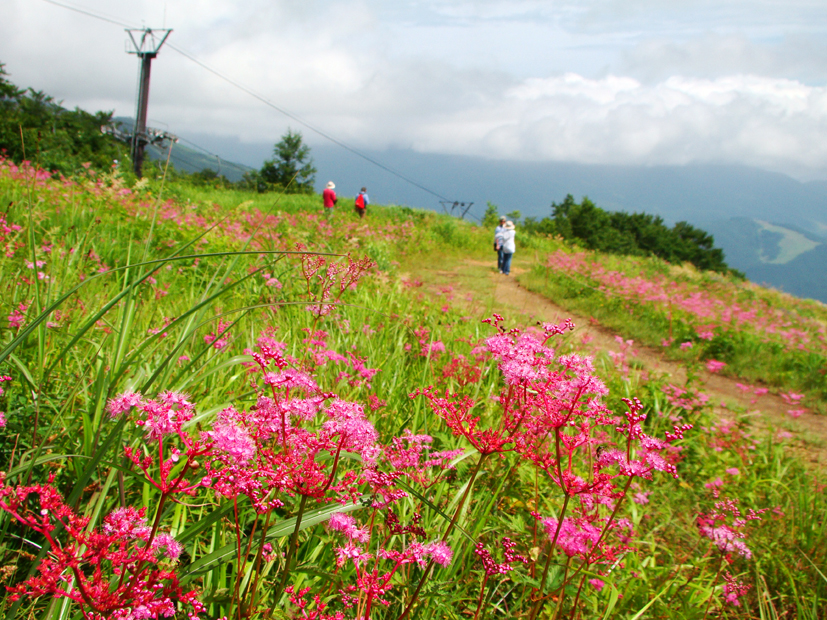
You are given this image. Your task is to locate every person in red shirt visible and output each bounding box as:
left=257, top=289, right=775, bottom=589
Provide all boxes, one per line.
left=323, top=181, right=337, bottom=218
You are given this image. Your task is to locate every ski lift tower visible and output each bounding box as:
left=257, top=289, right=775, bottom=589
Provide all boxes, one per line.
left=126, top=27, right=172, bottom=178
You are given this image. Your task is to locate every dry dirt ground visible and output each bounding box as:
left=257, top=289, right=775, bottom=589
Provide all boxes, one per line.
left=408, top=256, right=827, bottom=468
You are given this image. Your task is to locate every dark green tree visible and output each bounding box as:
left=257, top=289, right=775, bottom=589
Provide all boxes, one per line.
left=259, top=129, right=317, bottom=193
left=505, top=209, right=522, bottom=225
left=482, top=201, right=500, bottom=227
left=0, top=63, right=127, bottom=175
left=541, top=193, right=735, bottom=274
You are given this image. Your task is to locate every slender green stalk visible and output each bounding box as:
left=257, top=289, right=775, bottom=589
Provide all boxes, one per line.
left=274, top=494, right=310, bottom=601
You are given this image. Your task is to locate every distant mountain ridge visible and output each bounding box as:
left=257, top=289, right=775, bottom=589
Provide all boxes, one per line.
left=156, top=133, right=827, bottom=301
left=112, top=118, right=252, bottom=182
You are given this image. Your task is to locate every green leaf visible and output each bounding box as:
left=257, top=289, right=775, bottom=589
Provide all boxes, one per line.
left=178, top=500, right=363, bottom=583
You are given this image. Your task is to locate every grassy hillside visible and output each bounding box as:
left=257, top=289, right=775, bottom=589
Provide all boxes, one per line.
left=0, top=158, right=825, bottom=620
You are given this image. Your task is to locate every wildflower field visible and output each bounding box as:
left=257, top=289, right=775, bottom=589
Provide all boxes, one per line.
left=0, top=158, right=825, bottom=620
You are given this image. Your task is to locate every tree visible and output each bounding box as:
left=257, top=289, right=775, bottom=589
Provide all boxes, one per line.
left=0, top=63, right=126, bottom=175
left=505, top=210, right=522, bottom=224
left=259, top=129, right=317, bottom=193
left=482, top=201, right=500, bottom=227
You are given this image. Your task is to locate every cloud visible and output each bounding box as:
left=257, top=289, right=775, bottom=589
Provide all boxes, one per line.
left=620, top=34, right=827, bottom=84
left=2, top=0, right=827, bottom=180
left=396, top=73, right=827, bottom=178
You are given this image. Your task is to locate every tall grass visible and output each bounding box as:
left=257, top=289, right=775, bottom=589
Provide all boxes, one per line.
left=0, top=162, right=824, bottom=619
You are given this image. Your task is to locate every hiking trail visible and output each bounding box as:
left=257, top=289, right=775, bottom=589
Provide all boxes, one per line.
left=407, top=257, right=827, bottom=468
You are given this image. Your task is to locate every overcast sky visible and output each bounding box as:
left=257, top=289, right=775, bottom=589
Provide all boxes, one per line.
left=3, top=0, right=827, bottom=180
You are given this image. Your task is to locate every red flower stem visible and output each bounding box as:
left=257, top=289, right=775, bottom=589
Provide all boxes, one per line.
left=530, top=424, right=573, bottom=620
left=274, top=493, right=310, bottom=601
left=530, top=492, right=571, bottom=620
left=702, top=554, right=726, bottom=620
left=5, top=509, right=98, bottom=613
left=567, top=571, right=589, bottom=619
left=247, top=508, right=275, bottom=618
left=473, top=575, right=489, bottom=620
left=557, top=475, right=635, bottom=592
left=322, top=440, right=344, bottom=492
left=397, top=453, right=489, bottom=620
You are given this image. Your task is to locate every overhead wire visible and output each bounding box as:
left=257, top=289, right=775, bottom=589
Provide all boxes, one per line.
left=38, top=0, right=478, bottom=219
left=165, top=43, right=456, bottom=205
left=174, top=136, right=250, bottom=174
left=41, top=0, right=136, bottom=29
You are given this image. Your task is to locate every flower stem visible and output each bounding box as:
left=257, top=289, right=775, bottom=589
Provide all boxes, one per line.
left=397, top=453, right=489, bottom=620
left=702, top=554, right=726, bottom=620
left=274, top=494, right=309, bottom=601
left=473, top=575, right=489, bottom=620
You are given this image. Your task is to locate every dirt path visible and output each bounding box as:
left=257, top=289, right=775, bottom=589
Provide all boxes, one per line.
left=414, top=257, right=827, bottom=468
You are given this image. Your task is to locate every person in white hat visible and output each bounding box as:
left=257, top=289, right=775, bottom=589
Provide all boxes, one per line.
left=500, top=220, right=516, bottom=275
left=323, top=181, right=337, bottom=218
left=494, top=215, right=507, bottom=272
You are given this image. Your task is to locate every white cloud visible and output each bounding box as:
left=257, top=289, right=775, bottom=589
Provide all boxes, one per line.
left=2, top=0, right=827, bottom=179
left=385, top=73, right=827, bottom=179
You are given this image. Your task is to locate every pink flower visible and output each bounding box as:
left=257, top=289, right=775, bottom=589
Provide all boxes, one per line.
left=209, top=409, right=256, bottom=465
left=725, top=468, right=740, bottom=476
left=589, top=578, right=605, bottom=591
left=705, top=477, right=724, bottom=497
left=722, top=572, right=751, bottom=606
left=697, top=498, right=764, bottom=559
left=263, top=369, right=318, bottom=393
left=106, top=391, right=143, bottom=418
left=679, top=341, right=693, bottom=350
left=152, top=532, right=183, bottom=559
left=328, top=513, right=370, bottom=544
left=706, top=359, right=726, bottom=373
left=425, top=541, right=453, bottom=567
left=633, top=491, right=651, bottom=505
left=7, top=302, right=28, bottom=329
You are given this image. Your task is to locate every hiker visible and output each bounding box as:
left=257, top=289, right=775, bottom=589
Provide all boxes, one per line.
left=355, top=187, right=369, bottom=218
left=499, top=220, right=516, bottom=275
left=494, top=216, right=506, bottom=272
left=323, top=181, right=337, bottom=218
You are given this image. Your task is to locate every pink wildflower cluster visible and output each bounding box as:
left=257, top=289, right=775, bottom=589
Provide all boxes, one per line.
left=325, top=511, right=453, bottom=616
left=204, top=319, right=233, bottom=352
left=416, top=315, right=691, bottom=580
left=474, top=538, right=528, bottom=576
left=285, top=586, right=346, bottom=620
left=705, top=359, right=726, bottom=373
left=408, top=326, right=446, bottom=357
left=735, top=383, right=769, bottom=405
left=545, top=249, right=827, bottom=354
left=299, top=329, right=381, bottom=388
left=722, top=571, right=751, bottom=606
left=0, top=211, right=23, bottom=257
left=705, top=419, right=756, bottom=458
left=7, top=301, right=28, bottom=330
left=440, top=354, right=484, bottom=387
left=298, top=247, right=375, bottom=317
left=0, top=479, right=204, bottom=620
left=608, top=335, right=637, bottom=376
left=383, top=430, right=463, bottom=488
left=108, top=391, right=212, bottom=497
left=661, top=383, right=709, bottom=414
left=697, top=498, right=765, bottom=560
left=780, top=391, right=807, bottom=418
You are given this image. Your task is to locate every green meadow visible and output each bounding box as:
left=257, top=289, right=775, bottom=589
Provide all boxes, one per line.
left=0, top=159, right=825, bottom=620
